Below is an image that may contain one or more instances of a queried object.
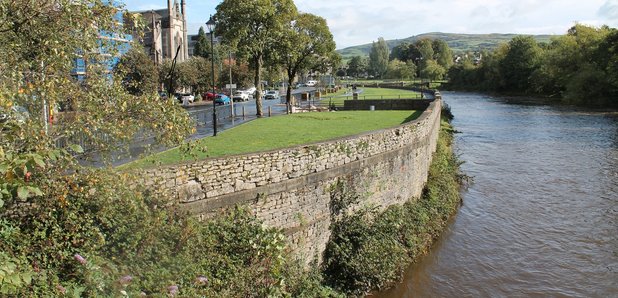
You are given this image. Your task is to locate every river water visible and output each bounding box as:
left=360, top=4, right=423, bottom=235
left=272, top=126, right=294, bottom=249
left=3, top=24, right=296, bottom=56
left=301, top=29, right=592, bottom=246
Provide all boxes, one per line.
left=377, top=92, right=618, bottom=297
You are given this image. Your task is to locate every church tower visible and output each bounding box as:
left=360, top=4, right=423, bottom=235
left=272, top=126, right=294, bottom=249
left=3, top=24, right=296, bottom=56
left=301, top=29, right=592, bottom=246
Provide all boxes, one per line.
left=167, top=0, right=174, bottom=59
left=181, top=0, right=188, bottom=60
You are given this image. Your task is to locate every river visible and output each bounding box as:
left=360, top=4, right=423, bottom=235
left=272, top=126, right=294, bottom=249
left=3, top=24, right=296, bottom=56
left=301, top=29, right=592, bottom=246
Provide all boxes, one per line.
left=376, top=92, right=618, bottom=297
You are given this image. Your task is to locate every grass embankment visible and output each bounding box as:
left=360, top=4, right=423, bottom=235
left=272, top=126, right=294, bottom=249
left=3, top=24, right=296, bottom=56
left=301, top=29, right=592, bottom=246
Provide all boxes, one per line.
left=321, top=111, right=463, bottom=296
left=124, top=110, right=422, bottom=169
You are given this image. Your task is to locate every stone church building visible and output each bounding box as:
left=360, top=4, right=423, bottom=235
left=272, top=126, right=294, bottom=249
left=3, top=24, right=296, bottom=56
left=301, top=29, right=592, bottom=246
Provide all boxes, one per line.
left=129, top=0, right=189, bottom=64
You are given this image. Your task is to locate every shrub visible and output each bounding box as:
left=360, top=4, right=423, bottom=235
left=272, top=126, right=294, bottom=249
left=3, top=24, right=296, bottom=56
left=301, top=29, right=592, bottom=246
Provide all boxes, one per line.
left=322, top=119, right=463, bottom=296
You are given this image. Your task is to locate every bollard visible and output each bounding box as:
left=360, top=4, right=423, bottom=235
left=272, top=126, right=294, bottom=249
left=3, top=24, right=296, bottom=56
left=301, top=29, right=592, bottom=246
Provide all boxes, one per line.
left=369, top=105, right=375, bottom=111
left=242, top=106, right=246, bottom=119
left=268, top=106, right=272, bottom=117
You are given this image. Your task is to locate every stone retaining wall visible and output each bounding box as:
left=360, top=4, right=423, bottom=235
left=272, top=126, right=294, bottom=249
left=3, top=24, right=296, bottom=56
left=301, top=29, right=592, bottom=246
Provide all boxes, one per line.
left=138, top=98, right=442, bottom=263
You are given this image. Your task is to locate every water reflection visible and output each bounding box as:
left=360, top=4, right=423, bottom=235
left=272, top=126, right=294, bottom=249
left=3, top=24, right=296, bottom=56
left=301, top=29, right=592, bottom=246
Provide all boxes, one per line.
left=376, top=92, right=618, bottom=297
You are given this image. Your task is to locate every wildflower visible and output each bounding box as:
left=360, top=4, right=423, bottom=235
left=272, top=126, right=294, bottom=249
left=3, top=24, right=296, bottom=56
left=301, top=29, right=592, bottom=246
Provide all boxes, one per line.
left=73, top=253, right=87, bottom=265
left=119, top=275, right=133, bottom=285
left=56, top=284, right=66, bottom=294
left=168, top=285, right=179, bottom=296
left=195, top=275, right=208, bottom=285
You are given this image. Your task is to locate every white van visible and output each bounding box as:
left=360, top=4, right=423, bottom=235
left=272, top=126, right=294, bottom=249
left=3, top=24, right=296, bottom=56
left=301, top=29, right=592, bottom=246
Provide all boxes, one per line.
left=306, top=80, right=318, bottom=87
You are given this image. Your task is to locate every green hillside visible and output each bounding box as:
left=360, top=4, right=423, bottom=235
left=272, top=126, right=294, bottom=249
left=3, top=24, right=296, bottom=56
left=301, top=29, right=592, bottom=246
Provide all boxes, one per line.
left=338, top=32, right=556, bottom=60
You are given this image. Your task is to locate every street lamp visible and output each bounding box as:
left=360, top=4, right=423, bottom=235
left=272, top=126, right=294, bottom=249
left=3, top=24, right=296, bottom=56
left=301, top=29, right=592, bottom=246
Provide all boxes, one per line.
left=206, top=15, right=217, bottom=136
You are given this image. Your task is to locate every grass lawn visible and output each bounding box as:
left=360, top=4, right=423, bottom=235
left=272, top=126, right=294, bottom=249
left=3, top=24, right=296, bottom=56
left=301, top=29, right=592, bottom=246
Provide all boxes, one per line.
left=123, top=110, right=422, bottom=169
left=321, top=87, right=422, bottom=105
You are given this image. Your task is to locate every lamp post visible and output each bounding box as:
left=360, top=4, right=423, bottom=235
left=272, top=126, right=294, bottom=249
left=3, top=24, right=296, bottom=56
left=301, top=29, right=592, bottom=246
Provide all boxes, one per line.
left=207, top=15, right=217, bottom=136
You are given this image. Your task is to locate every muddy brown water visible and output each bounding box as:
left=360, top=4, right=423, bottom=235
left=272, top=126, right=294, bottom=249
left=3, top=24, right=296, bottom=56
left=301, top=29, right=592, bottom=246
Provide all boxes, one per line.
left=375, top=92, right=618, bottom=297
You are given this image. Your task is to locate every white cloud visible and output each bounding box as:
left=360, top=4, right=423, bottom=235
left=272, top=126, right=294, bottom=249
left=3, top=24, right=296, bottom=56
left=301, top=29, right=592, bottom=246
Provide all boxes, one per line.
left=295, top=0, right=613, bottom=48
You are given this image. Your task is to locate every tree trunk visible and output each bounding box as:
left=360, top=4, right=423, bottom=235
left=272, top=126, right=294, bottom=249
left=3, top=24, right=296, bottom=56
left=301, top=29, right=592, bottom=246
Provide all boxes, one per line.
left=286, top=68, right=296, bottom=114
left=254, top=54, right=263, bottom=117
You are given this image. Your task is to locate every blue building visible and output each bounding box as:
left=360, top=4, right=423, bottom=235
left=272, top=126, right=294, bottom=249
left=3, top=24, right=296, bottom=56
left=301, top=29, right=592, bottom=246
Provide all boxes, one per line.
left=72, top=1, right=132, bottom=81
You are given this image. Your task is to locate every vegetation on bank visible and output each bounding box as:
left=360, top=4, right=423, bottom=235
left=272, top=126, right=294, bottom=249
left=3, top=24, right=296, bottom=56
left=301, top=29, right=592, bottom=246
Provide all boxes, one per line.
left=122, top=110, right=422, bottom=169
left=447, top=24, right=618, bottom=107
left=321, top=108, right=464, bottom=296
left=1, top=173, right=340, bottom=296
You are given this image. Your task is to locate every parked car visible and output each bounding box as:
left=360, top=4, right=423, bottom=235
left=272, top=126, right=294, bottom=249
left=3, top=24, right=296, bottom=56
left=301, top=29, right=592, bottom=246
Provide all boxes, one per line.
left=214, top=94, right=231, bottom=105
left=306, top=80, right=318, bottom=87
left=203, top=92, right=216, bottom=101
left=264, top=90, right=279, bottom=100
left=232, top=90, right=250, bottom=102
left=181, top=93, right=195, bottom=104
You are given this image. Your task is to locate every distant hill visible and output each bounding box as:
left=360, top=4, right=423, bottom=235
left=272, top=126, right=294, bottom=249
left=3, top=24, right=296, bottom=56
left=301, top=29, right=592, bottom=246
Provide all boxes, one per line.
left=337, top=32, right=556, bottom=60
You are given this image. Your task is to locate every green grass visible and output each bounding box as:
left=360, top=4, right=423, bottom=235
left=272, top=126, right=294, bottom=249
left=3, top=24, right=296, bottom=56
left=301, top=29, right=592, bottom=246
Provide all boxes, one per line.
left=321, top=87, right=422, bottom=105
left=123, top=110, right=422, bottom=169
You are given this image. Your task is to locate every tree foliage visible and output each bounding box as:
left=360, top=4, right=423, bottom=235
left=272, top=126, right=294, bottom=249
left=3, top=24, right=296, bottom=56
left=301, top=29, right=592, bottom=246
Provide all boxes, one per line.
left=193, top=26, right=210, bottom=59
left=447, top=24, right=617, bottom=107
left=421, top=59, right=446, bottom=82
left=214, top=0, right=297, bottom=116
left=347, top=56, right=368, bottom=78
left=369, top=37, right=389, bottom=78
left=432, top=39, right=453, bottom=69
left=385, top=59, right=416, bottom=80
left=114, top=45, right=159, bottom=96
left=278, top=12, right=336, bottom=112
left=0, top=1, right=344, bottom=296
left=498, top=35, right=542, bottom=92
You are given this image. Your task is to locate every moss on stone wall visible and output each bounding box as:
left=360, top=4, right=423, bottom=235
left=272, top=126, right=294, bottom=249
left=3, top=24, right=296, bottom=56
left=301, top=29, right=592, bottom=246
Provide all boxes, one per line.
left=321, top=113, right=463, bottom=296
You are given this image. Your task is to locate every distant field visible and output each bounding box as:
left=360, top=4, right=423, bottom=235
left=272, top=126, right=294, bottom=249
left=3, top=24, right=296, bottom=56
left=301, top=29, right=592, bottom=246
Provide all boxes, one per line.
left=320, top=87, right=422, bottom=106
left=123, top=110, right=422, bottom=169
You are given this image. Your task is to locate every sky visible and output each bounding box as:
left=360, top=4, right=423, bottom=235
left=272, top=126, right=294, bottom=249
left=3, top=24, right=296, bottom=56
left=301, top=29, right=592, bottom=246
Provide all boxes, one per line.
left=122, top=0, right=618, bottom=49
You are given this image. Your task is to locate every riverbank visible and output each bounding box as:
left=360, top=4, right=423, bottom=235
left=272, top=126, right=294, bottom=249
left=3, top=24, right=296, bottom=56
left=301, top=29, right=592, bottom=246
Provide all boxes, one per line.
left=320, top=110, right=464, bottom=296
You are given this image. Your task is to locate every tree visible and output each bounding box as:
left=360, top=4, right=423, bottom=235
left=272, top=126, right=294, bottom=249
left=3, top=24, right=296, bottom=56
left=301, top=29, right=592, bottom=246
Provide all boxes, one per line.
left=0, top=0, right=193, bottom=293
left=421, top=59, right=446, bottom=82
left=178, top=57, right=213, bottom=95
left=114, top=45, right=159, bottom=96
left=369, top=37, right=389, bottom=78
left=498, top=35, right=542, bottom=92
left=193, top=26, right=210, bottom=58
left=390, top=42, right=412, bottom=62
left=385, top=59, right=416, bottom=80
left=415, top=39, right=434, bottom=61
left=214, top=0, right=297, bottom=116
left=278, top=13, right=336, bottom=113
left=347, top=56, right=368, bottom=77
left=432, top=39, right=454, bottom=69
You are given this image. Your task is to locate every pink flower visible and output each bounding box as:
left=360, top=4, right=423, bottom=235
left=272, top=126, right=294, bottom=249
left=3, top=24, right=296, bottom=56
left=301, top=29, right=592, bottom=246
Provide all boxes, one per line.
left=56, top=284, right=66, bottom=294
left=119, top=275, right=133, bottom=285
left=168, top=285, right=179, bottom=296
left=195, top=276, right=208, bottom=285
left=73, top=253, right=87, bottom=265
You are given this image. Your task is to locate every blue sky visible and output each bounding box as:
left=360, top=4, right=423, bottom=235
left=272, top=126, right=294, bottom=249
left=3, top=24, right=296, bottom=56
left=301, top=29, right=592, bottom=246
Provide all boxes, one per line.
left=122, top=0, right=618, bottom=49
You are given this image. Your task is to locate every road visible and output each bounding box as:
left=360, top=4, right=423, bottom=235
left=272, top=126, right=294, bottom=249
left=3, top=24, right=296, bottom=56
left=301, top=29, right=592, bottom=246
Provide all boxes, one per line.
left=82, top=87, right=318, bottom=167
